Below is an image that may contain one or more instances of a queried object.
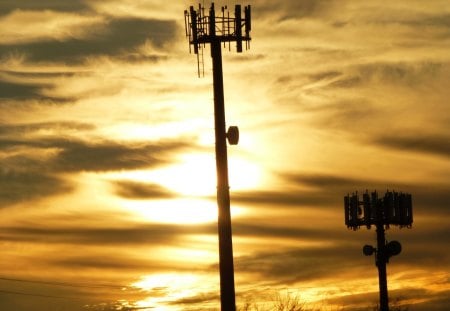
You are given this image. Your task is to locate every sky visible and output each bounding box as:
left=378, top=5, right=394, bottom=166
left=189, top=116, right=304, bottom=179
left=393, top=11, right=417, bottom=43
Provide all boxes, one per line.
left=1, top=0, right=449, bottom=310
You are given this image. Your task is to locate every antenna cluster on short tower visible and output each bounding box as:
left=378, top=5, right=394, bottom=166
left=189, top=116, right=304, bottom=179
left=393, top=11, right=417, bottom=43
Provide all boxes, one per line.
left=344, top=190, right=413, bottom=230
left=184, top=3, right=251, bottom=76
left=344, top=190, right=413, bottom=311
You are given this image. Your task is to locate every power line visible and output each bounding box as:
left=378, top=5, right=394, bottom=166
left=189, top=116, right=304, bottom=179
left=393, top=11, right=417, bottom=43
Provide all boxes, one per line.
left=0, top=289, right=77, bottom=299
left=0, top=289, right=153, bottom=310
left=0, top=276, right=127, bottom=290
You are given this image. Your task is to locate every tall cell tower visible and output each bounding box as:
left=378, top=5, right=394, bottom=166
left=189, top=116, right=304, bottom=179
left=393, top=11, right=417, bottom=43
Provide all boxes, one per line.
left=184, top=3, right=251, bottom=311
left=344, top=190, right=413, bottom=311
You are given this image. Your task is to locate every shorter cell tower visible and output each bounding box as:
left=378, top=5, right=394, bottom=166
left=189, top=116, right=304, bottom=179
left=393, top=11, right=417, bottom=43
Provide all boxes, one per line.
left=344, top=190, right=413, bottom=311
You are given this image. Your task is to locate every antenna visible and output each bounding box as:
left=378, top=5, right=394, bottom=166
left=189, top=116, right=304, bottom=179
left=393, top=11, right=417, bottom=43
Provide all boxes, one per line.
left=184, top=3, right=252, bottom=76
left=344, top=190, right=413, bottom=311
left=344, top=190, right=413, bottom=230
left=184, top=3, right=252, bottom=311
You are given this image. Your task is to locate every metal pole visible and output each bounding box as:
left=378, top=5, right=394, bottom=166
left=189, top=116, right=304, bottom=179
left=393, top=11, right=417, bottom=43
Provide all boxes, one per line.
left=376, top=223, right=389, bottom=311
left=211, top=10, right=236, bottom=311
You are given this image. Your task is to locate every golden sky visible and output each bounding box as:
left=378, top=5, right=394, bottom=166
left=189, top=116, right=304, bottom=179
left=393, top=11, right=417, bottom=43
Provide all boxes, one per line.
left=1, top=1, right=449, bottom=310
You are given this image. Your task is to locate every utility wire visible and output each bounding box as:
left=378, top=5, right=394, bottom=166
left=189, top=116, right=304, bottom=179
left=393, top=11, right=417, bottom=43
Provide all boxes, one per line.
left=0, top=289, right=153, bottom=310
left=0, top=289, right=77, bottom=299
left=0, top=276, right=127, bottom=290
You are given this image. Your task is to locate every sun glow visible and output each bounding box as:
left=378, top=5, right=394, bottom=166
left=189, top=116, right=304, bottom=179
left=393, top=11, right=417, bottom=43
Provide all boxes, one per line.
left=131, top=273, right=217, bottom=310
left=122, top=198, right=217, bottom=224
left=102, top=152, right=259, bottom=224
left=105, top=152, right=262, bottom=197
left=121, top=198, right=246, bottom=224
left=150, top=153, right=262, bottom=196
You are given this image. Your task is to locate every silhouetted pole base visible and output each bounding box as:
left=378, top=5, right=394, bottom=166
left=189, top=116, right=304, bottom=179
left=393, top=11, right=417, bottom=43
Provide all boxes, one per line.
left=376, top=224, right=389, bottom=311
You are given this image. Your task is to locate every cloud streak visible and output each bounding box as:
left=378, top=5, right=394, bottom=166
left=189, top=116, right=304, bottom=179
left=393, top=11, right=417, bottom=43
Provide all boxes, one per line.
left=0, top=121, right=190, bottom=207
left=0, top=17, right=178, bottom=63
left=373, top=133, right=450, bottom=159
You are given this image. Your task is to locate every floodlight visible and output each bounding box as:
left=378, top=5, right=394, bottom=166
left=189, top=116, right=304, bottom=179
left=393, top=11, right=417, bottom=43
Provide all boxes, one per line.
left=363, top=245, right=375, bottom=256
left=386, top=240, right=402, bottom=257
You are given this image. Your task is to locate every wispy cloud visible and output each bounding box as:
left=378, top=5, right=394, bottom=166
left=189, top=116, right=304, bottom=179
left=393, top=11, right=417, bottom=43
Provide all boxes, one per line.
left=0, top=72, right=75, bottom=102
left=0, top=121, right=190, bottom=207
left=0, top=17, right=178, bottom=63
left=0, top=0, right=90, bottom=15
left=0, top=224, right=215, bottom=246
left=373, top=133, right=450, bottom=159
left=0, top=170, right=71, bottom=206
left=113, top=181, right=175, bottom=199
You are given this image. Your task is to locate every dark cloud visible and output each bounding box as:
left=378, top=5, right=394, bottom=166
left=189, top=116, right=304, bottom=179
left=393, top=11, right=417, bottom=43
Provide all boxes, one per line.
left=51, top=139, right=181, bottom=172
left=0, top=70, right=81, bottom=103
left=423, top=14, right=450, bottom=32
left=0, top=122, right=190, bottom=206
left=233, top=173, right=375, bottom=209
left=54, top=255, right=162, bottom=271
left=0, top=224, right=215, bottom=246
left=0, top=137, right=187, bottom=172
left=234, top=172, right=450, bottom=215
left=0, top=275, right=145, bottom=311
left=1, top=70, right=77, bottom=79
left=234, top=221, right=348, bottom=241
left=286, top=172, right=450, bottom=213
left=235, top=245, right=365, bottom=283
left=308, top=70, right=342, bottom=82
left=326, top=62, right=445, bottom=89
left=0, top=0, right=90, bottom=15
left=0, top=137, right=186, bottom=206
left=0, top=121, right=95, bottom=136
left=0, top=18, right=178, bottom=63
left=377, top=12, right=450, bottom=33
left=373, top=133, right=450, bottom=159
left=0, top=79, right=45, bottom=99
left=0, top=170, right=71, bottom=206
left=233, top=189, right=332, bottom=207
left=0, top=79, right=73, bottom=103
left=311, top=99, right=380, bottom=131
left=113, top=181, right=174, bottom=199
left=327, top=76, right=362, bottom=88
left=252, top=0, right=335, bottom=21
left=169, top=292, right=219, bottom=307
left=278, top=62, right=446, bottom=99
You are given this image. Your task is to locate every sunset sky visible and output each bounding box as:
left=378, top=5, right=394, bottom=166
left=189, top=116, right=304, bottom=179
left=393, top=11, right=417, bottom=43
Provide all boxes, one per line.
left=1, top=1, right=449, bottom=310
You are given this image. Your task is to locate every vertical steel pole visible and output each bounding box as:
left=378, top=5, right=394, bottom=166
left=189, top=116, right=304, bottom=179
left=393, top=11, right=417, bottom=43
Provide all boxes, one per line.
left=376, top=223, right=389, bottom=311
left=210, top=6, right=236, bottom=311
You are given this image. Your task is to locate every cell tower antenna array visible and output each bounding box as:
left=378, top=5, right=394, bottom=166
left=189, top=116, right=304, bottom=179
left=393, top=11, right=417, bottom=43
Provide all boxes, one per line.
left=184, top=3, right=252, bottom=311
left=184, top=3, right=251, bottom=76
left=344, top=190, right=413, bottom=311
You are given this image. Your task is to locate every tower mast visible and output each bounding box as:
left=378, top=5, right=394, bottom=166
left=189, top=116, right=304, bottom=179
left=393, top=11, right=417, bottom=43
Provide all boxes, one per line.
left=184, top=3, right=251, bottom=310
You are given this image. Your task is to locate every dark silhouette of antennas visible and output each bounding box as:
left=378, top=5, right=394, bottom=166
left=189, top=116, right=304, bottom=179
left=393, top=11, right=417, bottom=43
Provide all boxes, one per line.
left=184, top=3, right=251, bottom=76
left=184, top=3, right=252, bottom=311
left=344, top=190, right=413, bottom=311
left=345, top=190, right=413, bottom=230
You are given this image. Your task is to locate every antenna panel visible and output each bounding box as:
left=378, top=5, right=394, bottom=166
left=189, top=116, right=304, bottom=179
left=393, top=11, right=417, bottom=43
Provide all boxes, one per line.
left=235, top=5, right=242, bottom=52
